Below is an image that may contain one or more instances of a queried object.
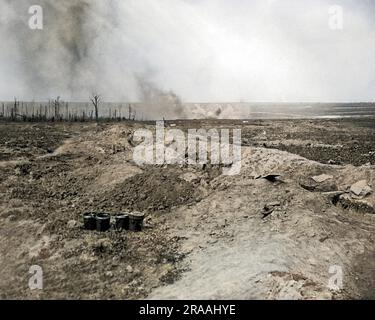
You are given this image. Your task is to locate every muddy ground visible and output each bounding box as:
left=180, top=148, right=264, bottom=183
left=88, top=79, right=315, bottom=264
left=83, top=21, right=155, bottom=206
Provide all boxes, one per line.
left=0, top=119, right=375, bottom=299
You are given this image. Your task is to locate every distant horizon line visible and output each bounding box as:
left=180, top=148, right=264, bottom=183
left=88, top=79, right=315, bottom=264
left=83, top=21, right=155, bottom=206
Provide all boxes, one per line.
left=1, top=100, right=375, bottom=105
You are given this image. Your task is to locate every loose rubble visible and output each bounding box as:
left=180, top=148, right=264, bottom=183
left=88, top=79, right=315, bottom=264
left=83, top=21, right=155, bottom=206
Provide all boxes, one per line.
left=350, top=180, right=372, bottom=198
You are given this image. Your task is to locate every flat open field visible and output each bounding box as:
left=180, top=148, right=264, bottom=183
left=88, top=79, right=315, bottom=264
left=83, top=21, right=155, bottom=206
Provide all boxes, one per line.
left=1, top=118, right=375, bottom=299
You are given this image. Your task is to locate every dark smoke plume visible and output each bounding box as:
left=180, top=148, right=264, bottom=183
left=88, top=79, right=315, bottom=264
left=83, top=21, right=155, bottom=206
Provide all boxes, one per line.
left=1, top=0, right=375, bottom=107
left=1, top=1, right=101, bottom=99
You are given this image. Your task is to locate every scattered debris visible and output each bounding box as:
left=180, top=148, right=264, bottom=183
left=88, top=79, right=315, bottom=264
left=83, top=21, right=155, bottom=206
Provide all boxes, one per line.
left=258, top=174, right=282, bottom=183
left=268, top=201, right=281, bottom=207
left=67, top=220, right=78, bottom=229
left=92, top=238, right=113, bottom=254
left=126, top=265, right=134, bottom=273
left=261, top=206, right=274, bottom=219
left=180, top=172, right=200, bottom=183
left=319, top=235, right=330, bottom=243
left=300, top=178, right=338, bottom=192
left=312, top=174, right=333, bottom=183
left=127, top=132, right=136, bottom=147
left=332, top=194, right=375, bottom=214
left=261, top=202, right=282, bottom=219
left=324, top=191, right=346, bottom=205
left=350, top=180, right=372, bottom=198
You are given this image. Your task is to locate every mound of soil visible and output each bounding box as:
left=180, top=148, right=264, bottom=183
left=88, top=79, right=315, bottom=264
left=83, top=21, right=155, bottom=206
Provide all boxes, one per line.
left=96, top=167, right=205, bottom=213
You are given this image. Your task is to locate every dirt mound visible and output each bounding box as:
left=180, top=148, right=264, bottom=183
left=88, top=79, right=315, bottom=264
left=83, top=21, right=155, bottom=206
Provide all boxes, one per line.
left=98, top=167, right=204, bottom=213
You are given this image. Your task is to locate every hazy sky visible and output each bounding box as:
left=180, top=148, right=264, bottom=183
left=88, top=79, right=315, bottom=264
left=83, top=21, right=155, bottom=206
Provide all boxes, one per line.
left=0, top=0, right=374, bottom=102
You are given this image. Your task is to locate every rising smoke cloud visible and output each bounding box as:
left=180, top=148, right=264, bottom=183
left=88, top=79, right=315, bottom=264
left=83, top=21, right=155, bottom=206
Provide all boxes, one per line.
left=0, top=0, right=375, bottom=103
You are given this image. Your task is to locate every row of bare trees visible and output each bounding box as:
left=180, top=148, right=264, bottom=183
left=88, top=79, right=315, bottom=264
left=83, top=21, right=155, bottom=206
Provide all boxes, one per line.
left=0, top=94, right=140, bottom=122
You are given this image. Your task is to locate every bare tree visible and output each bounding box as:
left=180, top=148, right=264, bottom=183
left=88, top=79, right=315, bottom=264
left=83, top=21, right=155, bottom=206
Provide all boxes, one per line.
left=128, top=104, right=132, bottom=120
left=54, top=96, right=61, bottom=121
left=12, top=97, right=18, bottom=121
left=90, top=94, right=101, bottom=122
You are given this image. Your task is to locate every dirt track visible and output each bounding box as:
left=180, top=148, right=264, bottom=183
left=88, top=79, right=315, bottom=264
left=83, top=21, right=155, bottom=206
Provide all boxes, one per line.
left=1, top=119, right=375, bottom=299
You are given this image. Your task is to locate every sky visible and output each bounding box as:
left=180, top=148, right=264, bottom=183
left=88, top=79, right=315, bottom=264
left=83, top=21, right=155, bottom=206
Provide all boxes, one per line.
left=0, top=0, right=374, bottom=102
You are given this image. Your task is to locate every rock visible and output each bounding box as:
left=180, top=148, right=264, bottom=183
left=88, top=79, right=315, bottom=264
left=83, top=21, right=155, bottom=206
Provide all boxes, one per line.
left=323, top=191, right=346, bottom=204
left=143, top=222, right=154, bottom=229
left=259, top=174, right=282, bottom=183
left=261, top=205, right=274, bottom=219
left=350, top=180, right=372, bottom=197
left=319, top=235, right=329, bottom=242
left=300, top=178, right=338, bottom=193
left=334, top=194, right=375, bottom=214
left=312, top=174, right=333, bottom=183
left=180, top=172, right=200, bottom=183
left=105, top=271, right=114, bottom=278
left=268, top=201, right=281, bottom=207
left=93, top=239, right=113, bottom=253
left=126, top=265, right=133, bottom=273
left=7, top=215, right=17, bottom=222
left=67, top=220, right=78, bottom=229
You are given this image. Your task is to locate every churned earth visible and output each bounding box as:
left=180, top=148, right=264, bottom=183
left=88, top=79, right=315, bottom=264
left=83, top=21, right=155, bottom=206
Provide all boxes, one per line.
left=0, top=119, right=375, bottom=299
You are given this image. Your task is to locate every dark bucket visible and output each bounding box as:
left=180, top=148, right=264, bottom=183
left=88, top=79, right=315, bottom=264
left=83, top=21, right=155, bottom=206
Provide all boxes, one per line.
left=129, top=212, right=145, bottom=232
left=96, top=213, right=111, bottom=232
left=83, top=213, right=96, bottom=230
left=114, top=214, right=129, bottom=231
